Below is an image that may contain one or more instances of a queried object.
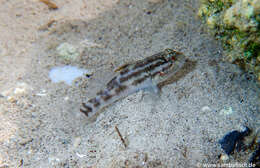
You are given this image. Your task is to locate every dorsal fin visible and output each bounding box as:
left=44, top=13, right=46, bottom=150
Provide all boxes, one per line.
left=114, top=63, right=130, bottom=72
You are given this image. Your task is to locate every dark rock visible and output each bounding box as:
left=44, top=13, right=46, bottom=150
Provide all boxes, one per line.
left=219, top=126, right=251, bottom=155
left=249, top=145, right=260, bottom=167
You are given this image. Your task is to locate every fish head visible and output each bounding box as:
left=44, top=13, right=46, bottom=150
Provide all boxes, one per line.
left=163, top=48, right=184, bottom=62
left=152, top=48, right=186, bottom=84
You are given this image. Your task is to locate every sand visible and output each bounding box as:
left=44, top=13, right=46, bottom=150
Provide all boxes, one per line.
left=0, top=0, right=259, bottom=167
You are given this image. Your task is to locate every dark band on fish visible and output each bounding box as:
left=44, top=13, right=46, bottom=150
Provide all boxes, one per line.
left=119, top=60, right=167, bottom=83
left=80, top=103, right=93, bottom=116
left=120, top=68, right=130, bottom=75
left=132, top=62, right=173, bottom=86
left=96, top=89, right=113, bottom=101
left=106, top=76, right=118, bottom=91
left=88, top=98, right=100, bottom=107
left=115, top=85, right=128, bottom=94
left=133, top=52, right=165, bottom=69
left=102, top=93, right=113, bottom=101
left=151, top=63, right=173, bottom=77
left=131, top=75, right=149, bottom=86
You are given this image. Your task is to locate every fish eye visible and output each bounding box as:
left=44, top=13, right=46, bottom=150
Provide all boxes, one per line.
left=165, top=48, right=174, bottom=53
left=164, top=48, right=176, bottom=61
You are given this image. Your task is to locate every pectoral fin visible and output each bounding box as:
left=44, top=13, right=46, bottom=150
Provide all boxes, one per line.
left=142, top=78, right=160, bottom=95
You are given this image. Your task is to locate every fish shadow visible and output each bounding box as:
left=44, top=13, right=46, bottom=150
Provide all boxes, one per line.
left=157, top=59, right=197, bottom=89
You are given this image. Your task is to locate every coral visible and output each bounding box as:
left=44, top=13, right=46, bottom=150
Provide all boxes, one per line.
left=56, top=42, right=79, bottom=61
left=198, top=0, right=260, bottom=82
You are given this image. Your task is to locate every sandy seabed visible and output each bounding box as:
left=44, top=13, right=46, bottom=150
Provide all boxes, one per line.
left=0, top=0, right=259, bottom=167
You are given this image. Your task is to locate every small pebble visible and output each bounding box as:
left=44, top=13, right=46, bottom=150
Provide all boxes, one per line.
left=220, top=154, right=229, bottom=161
left=36, top=89, right=47, bottom=96
left=7, top=96, right=16, bottom=103
left=14, top=83, right=32, bottom=95
left=56, top=43, right=79, bottom=61
left=76, top=152, right=86, bottom=158
left=14, top=88, right=26, bottom=95
left=201, top=106, right=211, bottom=112
left=73, top=137, right=81, bottom=148
left=48, top=157, right=61, bottom=165
left=64, top=96, right=69, bottom=101
left=220, top=106, right=233, bottom=115
left=19, top=137, right=33, bottom=146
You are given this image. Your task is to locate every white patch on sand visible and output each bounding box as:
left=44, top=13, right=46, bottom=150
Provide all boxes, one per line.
left=49, top=66, right=92, bottom=85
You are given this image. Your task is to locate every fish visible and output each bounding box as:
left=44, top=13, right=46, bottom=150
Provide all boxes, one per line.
left=80, top=48, right=186, bottom=117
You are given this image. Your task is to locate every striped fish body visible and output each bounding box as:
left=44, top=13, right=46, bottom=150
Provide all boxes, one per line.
left=80, top=49, right=186, bottom=117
